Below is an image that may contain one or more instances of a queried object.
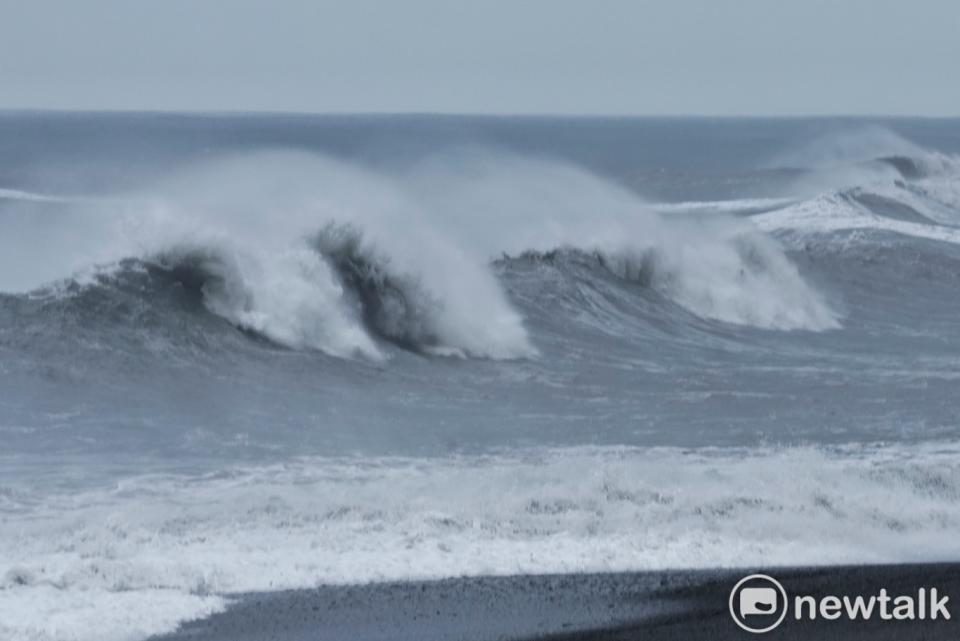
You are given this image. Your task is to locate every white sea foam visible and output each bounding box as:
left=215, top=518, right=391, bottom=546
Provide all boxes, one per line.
left=651, top=197, right=796, bottom=215
left=889, top=171, right=960, bottom=227
left=754, top=189, right=960, bottom=245
left=0, top=188, right=101, bottom=205
left=2, top=442, right=960, bottom=641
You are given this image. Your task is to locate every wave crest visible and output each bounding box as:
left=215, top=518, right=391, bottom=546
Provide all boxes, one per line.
left=312, top=223, right=444, bottom=352
left=513, top=227, right=840, bottom=332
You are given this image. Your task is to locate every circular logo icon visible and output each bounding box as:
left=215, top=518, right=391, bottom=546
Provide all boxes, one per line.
left=729, top=574, right=788, bottom=633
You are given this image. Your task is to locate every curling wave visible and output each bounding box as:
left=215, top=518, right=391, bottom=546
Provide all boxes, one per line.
left=0, top=150, right=842, bottom=363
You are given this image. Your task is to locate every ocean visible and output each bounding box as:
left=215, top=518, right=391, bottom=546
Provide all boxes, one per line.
left=1, top=113, right=959, bottom=641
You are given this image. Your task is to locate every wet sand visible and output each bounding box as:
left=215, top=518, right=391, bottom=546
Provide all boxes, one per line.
left=153, top=563, right=960, bottom=641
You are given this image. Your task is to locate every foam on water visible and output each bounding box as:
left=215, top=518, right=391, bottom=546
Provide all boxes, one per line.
left=0, top=188, right=80, bottom=204
left=754, top=178, right=960, bottom=245
left=651, top=197, right=798, bottom=215
left=2, top=442, right=960, bottom=641
left=754, top=194, right=960, bottom=244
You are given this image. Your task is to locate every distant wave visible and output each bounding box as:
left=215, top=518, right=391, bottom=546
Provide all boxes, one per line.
left=874, top=153, right=960, bottom=181
left=0, top=187, right=79, bottom=204
left=651, top=197, right=796, bottom=215
left=753, top=150, right=960, bottom=243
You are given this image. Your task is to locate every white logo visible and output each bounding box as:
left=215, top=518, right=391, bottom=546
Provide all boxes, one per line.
left=729, top=574, right=788, bottom=633
left=729, top=573, right=950, bottom=632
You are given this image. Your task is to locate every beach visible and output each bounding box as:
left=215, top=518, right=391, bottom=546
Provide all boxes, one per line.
left=153, top=564, right=960, bottom=641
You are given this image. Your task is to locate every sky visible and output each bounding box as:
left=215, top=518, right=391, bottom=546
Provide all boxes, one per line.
left=1, top=0, right=958, bottom=116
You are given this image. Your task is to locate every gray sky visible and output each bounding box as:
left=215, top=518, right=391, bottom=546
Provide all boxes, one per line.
left=1, top=0, right=957, bottom=116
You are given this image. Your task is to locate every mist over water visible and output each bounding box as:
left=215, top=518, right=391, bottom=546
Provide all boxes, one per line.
left=2, top=114, right=960, bottom=641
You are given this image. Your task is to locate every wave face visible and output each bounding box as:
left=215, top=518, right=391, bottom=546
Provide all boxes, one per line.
left=3, top=115, right=960, bottom=641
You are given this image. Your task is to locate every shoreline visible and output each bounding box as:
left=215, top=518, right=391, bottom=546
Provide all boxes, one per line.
left=152, top=563, right=960, bottom=641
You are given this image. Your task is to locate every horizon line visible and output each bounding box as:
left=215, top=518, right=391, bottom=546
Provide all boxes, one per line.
left=2, top=107, right=959, bottom=120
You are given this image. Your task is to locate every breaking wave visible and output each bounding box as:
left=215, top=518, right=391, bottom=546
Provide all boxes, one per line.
left=5, top=131, right=960, bottom=364
left=0, top=151, right=841, bottom=362
left=755, top=137, right=960, bottom=244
